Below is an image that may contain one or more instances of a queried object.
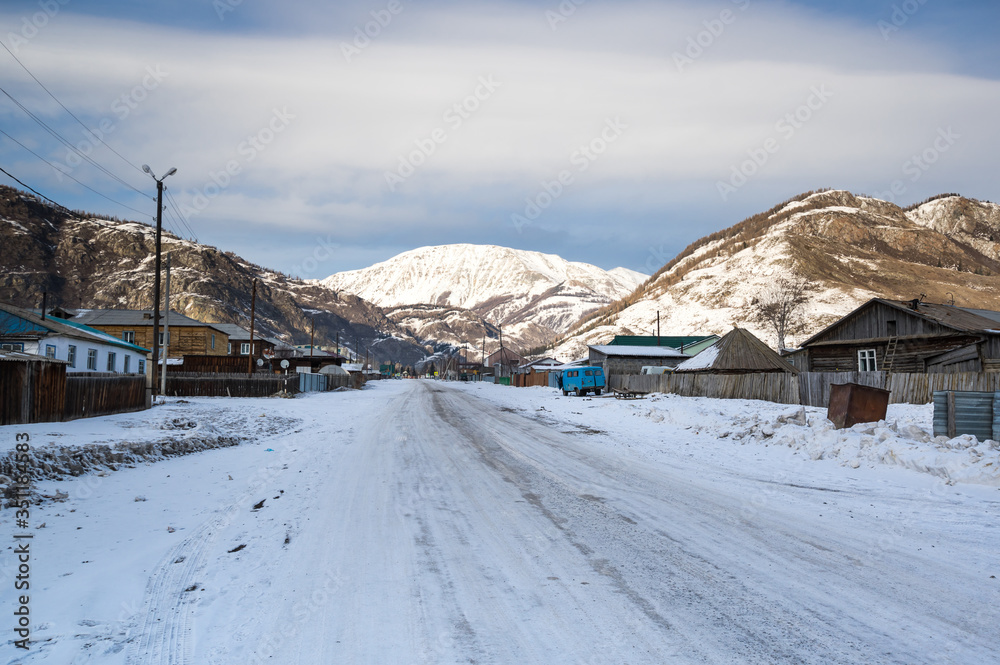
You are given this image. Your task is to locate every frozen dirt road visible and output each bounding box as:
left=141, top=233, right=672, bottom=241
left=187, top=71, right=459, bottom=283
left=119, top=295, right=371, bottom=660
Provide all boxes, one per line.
left=9, top=379, right=998, bottom=664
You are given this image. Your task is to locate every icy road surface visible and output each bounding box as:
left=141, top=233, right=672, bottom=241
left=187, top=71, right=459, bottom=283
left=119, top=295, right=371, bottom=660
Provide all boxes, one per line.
left=5, top=379, right=999, bottom=664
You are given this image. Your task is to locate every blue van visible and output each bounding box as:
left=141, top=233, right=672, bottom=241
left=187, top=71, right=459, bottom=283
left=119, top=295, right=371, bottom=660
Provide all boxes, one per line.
left=560, top=366, right=606, bottom=396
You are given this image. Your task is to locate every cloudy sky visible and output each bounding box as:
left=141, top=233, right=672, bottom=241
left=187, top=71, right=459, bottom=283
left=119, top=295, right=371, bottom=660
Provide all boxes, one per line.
left=1, top=0, right=998, bottom=279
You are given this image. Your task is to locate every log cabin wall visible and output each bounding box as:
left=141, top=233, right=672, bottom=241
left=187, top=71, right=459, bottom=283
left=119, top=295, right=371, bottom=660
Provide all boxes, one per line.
left=86, top=324, right=228, bottom=358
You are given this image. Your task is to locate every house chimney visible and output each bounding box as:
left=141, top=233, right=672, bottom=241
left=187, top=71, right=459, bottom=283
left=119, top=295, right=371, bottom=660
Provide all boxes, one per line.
left=41, top=291, right=47, bottom=320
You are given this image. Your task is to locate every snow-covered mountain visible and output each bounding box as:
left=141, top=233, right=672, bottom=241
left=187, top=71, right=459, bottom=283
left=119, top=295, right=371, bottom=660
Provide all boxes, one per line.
left=552, top=190, right=1000, bottom=360
left=321, top=244, right=646, bottom=350
left=0, top=185, right=430, bottom=365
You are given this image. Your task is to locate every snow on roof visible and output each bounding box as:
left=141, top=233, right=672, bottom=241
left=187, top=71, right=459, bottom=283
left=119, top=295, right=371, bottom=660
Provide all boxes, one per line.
left=674, top=345, right=719, bottom=371
left=589, top=344, right=688, bottom=358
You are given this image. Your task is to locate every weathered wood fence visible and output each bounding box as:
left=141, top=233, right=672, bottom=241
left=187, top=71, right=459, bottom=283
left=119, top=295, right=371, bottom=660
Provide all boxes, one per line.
left=1, top=358, right=67, bottom=425
left=65, top=373, right=147, bottom=420
left=609, top=371, right=1000, bottom=406
left=165, top=372, right=299, bottom=397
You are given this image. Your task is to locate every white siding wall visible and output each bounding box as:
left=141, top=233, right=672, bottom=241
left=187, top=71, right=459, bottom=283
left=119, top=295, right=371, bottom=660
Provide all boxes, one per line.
left=23, top=335, right=147, bottom=374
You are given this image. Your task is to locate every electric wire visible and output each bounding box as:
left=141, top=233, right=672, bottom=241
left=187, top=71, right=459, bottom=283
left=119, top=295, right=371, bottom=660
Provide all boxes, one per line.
left=0, top=165, right=79, bottom=218
left=0, top=85, right=152, bottom=199
left=0, top=41, right=147, bottom=175
left=0, top=129, right=153, bottom=219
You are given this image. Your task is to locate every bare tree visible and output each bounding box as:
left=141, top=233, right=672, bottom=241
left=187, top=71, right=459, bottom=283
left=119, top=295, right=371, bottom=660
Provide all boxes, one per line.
left=745, top=275, right=811, bottom=350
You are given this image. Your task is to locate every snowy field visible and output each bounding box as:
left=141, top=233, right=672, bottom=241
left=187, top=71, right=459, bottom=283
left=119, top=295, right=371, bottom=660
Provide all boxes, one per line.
left=2, top=380, right=998, bottom=664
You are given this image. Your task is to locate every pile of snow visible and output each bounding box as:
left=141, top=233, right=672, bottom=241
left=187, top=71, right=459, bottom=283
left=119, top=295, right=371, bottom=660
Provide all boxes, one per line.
left=638, top=395, right=1000, bottom=487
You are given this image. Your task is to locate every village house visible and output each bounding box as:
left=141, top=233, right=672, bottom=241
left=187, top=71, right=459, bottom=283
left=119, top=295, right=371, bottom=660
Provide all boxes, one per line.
left=588, top=344, right=689, bottom=376
left=794, top=298, right=1000, bottom=373
left=208, top=323, right=280, bottom=357
left=66, top=309, right=230, bottom=359
left=486, top=348, right=528, bottom=377
left=608, top=334, right=720, bottom=356
left=0, top=302, right=149, bottom=374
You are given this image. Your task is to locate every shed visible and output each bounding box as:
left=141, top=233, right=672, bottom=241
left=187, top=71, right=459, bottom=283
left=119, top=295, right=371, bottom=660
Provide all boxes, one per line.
left=588, top=344, right=689, bottom=376
left=674, top=328, right=800, bottom=374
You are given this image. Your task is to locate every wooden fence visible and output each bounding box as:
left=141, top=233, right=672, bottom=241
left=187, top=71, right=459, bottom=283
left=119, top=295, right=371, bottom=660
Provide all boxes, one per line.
left=65, top=373, right=147, bottom=421
left=514, top=372, right=553, bottom=388
left=609, top=371, right=1000, bottom=407
left=1, top=359, right=67, bottom=425
left=165, top=372, right=298, bottom=397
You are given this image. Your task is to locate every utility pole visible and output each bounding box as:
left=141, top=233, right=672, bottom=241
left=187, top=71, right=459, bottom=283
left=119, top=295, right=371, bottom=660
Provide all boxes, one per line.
left=336, top=331, right=340, bottom=359
left=248, top=278, right=257, bottom=376
left=657, top=311, right=661, bottom=347
left=161, top=254, right=171, bottom=395
left=142, top=164, right=177, bottom=396
left=310, top=317, right=315, bottom=358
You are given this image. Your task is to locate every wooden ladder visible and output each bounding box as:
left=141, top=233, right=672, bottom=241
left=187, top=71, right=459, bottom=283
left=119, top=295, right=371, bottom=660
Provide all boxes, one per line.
left=882, top=336, right=898, bottom=389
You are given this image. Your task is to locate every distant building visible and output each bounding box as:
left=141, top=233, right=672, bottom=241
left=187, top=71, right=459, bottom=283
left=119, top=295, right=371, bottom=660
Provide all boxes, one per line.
left=0, top=302, right=149, bottom=374
left=208, top=323, right=279, bottom=357
left=486, top=348, right=528, bottom=377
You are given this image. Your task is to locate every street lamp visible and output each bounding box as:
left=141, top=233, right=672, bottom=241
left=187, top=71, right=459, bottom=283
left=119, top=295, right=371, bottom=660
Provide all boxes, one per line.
left=142, top=164, right=177, bottom=396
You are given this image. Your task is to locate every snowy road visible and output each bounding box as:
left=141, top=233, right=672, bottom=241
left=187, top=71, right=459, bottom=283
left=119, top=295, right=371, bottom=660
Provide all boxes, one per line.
left=7, top=379, right=999, bottom=664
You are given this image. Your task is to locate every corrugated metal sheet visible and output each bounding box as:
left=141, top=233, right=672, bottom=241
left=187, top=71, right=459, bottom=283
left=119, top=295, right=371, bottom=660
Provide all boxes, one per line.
left=932, top=391, right=994, bottom=440
left=298, top=372, right=327, bottom=392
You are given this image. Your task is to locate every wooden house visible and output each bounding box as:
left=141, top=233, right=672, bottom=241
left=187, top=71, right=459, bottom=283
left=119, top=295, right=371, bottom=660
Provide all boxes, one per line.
left=69, top=309, right=229, bottom=359
left=796, top=298, right=1000, bottom=373
left=486, top=348, right=528, bottom=377
left=674, top=328, right=799, bottom=374
left=207, top=323, right=279, bottom=357
left=588, top=344, right=689, bottom=376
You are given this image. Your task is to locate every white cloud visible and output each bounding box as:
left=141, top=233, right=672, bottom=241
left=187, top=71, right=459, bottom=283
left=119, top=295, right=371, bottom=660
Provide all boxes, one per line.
left=0, top=1, right=996, bottom=272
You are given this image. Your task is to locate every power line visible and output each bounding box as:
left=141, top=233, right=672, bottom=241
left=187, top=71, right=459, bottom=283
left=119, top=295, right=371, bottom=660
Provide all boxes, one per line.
left=0, top=40, right=146, bottom=175
left=0, top=85, right=151, bottom=199
left=0, top=129, right=153, bottom=219
left=0, top=165, right=79, bottom=218
left=164, top=185, right=198, bottom=242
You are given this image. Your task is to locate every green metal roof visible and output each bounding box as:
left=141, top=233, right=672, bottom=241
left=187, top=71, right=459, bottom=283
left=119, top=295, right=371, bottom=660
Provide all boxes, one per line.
left=608, top=335, right=718, bottom=350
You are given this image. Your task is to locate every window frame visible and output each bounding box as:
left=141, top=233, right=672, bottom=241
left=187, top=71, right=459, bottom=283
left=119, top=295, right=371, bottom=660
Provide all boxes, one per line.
left=67, top=345, right=77, bottom=368
left=858, top=348, right=878, bottom=372
left=123, top=330, right=136, bottom=344
left=45, top=344, right=56, bottom=359
left=106, top=351, right=117, bottom=372
left=87, top=348, right=98, bottom=370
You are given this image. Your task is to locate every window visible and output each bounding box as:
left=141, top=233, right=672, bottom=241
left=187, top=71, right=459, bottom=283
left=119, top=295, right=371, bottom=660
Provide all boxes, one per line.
left=1, top=342, right=24, bottom=351
left=107, top=351, right=117, bottom=372
left=158, top=332, right=170, bottom=345
left=87, top=348, right=98, bottom=370
left=585, top=370, right=594, bottom=376
left=211, top=334, right=216, bottom=350
left=123, top=331, right=136, bottom=343
left=45, top=344, right=56, bottom=359
left=887, top=320, right=897, bottom=336
left=858, top=349, right=878, bottom=371
left=227, top=342, right=232, bottom=354
left=138, top=359, right=146, bottom=375
left=240, top=342, right=251, bottom=355
left=68, top=345, right=76, bottom=368
left=124, top=355, right=131, bottom=373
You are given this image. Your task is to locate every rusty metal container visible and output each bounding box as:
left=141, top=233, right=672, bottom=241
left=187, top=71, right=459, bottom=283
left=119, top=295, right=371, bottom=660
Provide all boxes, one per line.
left=827, top=382, right=890, bottom=429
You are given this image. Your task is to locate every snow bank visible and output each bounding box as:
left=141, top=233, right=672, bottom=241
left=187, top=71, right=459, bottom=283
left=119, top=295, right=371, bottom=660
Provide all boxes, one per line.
left=639, top=394, right=1000, bottom=487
